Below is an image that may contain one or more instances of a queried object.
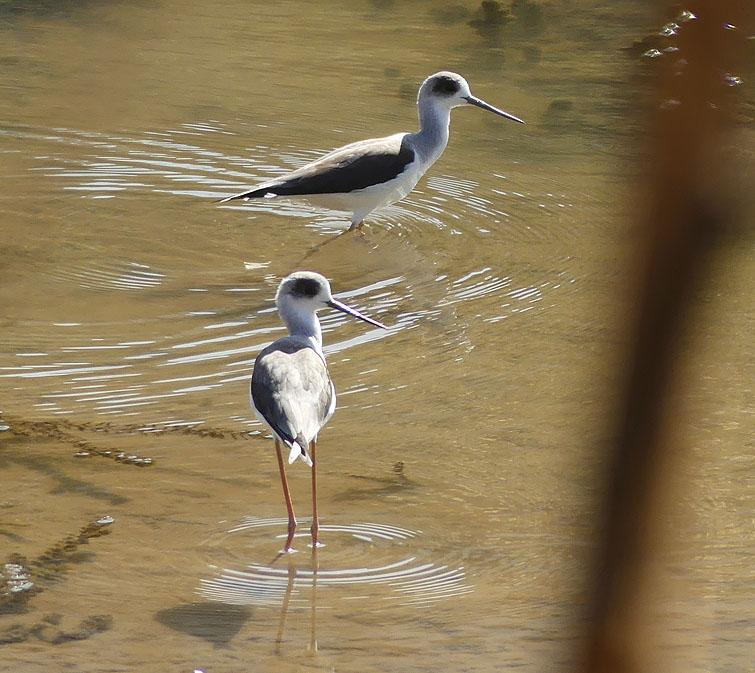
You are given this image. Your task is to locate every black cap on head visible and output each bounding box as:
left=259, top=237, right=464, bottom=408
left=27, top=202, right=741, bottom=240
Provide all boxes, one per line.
left=431, top=75, right=461, bottom=96
left=289, top=277, right=322, bottom=298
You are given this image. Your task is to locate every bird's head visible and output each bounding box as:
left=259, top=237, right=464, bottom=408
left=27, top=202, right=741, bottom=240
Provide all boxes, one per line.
left=276, top=271, right=386, bottom=329
left=418, top=71, right=525, bottom=124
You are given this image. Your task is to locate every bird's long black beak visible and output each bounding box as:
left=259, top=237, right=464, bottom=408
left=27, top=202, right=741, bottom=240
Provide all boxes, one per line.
left=327, top=299, right=387, bottom=329
left=464, top=95, right=525, bottom=124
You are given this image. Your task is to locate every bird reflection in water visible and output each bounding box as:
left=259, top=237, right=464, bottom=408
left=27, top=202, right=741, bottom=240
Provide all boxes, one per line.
left=274, top=546, right=320, bottom=655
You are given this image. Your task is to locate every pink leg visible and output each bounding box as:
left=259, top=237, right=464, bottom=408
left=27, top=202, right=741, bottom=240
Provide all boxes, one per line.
left=275, top=440, right=297, bottom=552
left=310, top=439, right=321, bottom=547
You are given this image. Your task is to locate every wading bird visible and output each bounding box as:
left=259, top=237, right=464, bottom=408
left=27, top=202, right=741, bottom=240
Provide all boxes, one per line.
left=251, top=271, right=386, bottom=551
left=220, top=71, right=524, bottom=230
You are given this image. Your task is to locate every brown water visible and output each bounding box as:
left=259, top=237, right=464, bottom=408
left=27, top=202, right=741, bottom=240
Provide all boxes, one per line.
left=1, top=2, right=753, bottom=672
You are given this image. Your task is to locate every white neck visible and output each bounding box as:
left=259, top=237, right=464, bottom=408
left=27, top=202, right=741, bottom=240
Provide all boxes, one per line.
left=279, top=300, right=323, bottom=353
left=413, top=98, right=451, bottom=165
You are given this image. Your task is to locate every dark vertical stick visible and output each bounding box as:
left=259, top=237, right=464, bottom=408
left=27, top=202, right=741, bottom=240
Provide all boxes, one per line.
left=582, top=3, right=746, bottom=672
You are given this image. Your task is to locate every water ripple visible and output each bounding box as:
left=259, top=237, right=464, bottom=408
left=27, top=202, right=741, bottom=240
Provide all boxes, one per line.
left=50, top=261, right=164, bottom=292
left=1, top=123, right=579, bottom=428
left=200, top=517, right=473, bottom=609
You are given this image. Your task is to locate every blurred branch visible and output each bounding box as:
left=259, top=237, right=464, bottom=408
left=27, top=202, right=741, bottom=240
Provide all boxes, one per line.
left=582, top=2, right=748, bottom=672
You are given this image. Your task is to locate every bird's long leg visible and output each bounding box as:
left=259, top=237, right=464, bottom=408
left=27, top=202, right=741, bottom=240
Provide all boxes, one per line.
left=310, top=439, right=321, bottom=547
left=298, top=225, right=363, bottom=264
left=347, top=219, right=364, bottom=232
left=275, top=439, right=297, bottom=553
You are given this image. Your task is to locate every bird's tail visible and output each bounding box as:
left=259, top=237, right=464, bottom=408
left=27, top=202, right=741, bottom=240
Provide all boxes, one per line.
left=287, top=434, right=313, bottom=467
left=217, top=185, right=276, bottom=204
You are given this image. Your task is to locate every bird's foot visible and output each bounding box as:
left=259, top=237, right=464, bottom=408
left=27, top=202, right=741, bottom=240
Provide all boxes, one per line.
left=310, top=523, right=324, bottom=548
left=282, top=520, right=297, bottom=552
left=270, top=546, right=298, bottom=564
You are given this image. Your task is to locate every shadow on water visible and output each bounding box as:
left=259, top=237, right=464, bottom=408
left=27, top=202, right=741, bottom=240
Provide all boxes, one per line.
left=155, top=602, right=252, bottom=648
left=336, top=460, right=418, bottom=502
left=161, top=548, right=325, bottom=653
left=4, top=452, right=128, bottom=506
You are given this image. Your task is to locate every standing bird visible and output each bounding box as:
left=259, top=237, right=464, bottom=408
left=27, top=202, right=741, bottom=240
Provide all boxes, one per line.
left=219, top=71, right=524, bottom=230
left=251, top=271, right=386, bottom=552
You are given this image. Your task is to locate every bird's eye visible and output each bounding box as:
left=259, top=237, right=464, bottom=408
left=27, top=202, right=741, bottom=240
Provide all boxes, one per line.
left=432, top=76, right=460, bottom=96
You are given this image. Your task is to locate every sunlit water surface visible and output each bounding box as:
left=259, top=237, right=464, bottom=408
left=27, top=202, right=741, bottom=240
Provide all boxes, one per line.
left=1, top=2, right=752, bottom=672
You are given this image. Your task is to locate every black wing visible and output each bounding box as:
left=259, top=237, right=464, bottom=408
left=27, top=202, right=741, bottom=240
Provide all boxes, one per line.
left=220, top=135, right=414, bottom=202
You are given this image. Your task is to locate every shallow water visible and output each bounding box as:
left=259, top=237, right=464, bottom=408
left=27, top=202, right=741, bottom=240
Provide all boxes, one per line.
left=1, top=2, right=753, bottom=671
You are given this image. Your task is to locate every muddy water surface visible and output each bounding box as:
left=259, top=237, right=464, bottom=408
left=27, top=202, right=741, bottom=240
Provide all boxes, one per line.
left=1, top=2, right=753, bottom=672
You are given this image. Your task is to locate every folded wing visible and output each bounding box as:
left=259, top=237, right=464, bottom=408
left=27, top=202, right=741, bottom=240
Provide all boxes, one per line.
left=251, top=339, right=334, bottom=464
left=220, top=134, right=414, bottom=201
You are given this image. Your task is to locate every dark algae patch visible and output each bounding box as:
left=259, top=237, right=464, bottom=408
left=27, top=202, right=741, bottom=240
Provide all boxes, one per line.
left=1, top=516, right=114, bottom=612
left=1, top=516, right=115, bottom=646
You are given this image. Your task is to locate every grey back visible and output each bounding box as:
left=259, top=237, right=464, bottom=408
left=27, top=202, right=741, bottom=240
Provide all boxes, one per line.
left=251, top=336, right=334, bottom=449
